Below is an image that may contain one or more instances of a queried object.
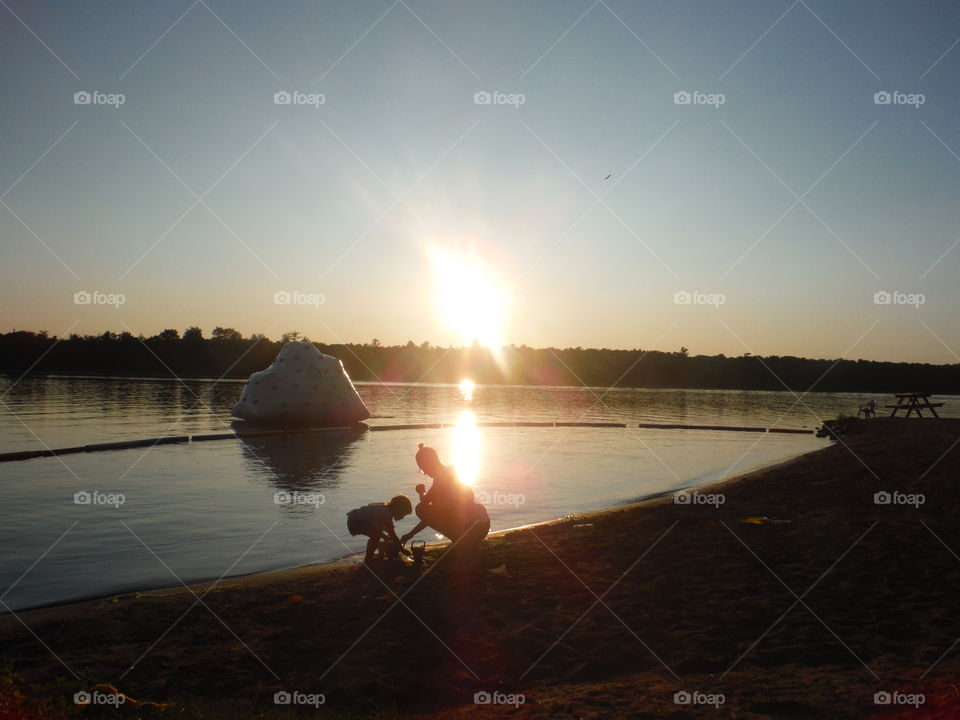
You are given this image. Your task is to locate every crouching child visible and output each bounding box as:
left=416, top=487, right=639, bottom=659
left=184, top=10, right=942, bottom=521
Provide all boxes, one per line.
left=346, top=495, right=413, bottom=565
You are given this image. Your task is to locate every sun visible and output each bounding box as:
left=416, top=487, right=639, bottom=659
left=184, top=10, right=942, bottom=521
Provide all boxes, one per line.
left=429, top=247, right=507, bottom=349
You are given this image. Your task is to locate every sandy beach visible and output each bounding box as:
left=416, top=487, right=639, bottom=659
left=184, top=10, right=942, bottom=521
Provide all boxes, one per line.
left=3, top=417, right=960, bottom=719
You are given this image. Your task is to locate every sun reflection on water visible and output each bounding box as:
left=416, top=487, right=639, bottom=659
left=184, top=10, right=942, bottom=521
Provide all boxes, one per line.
left=451, top=410, right=480, bottom=486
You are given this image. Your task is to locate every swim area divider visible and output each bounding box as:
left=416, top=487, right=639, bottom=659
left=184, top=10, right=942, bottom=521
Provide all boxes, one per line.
left=0, top=421, right=814, bottom=463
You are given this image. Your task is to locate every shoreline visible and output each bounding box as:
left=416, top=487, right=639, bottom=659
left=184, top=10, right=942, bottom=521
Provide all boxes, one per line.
left=1, top=445, right=825, bottom=620
left=4, top=417, right=960, bottom=718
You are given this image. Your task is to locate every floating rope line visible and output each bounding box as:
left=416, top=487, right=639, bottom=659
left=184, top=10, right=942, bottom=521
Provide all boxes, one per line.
left=0, top=421, right=813, bottom=463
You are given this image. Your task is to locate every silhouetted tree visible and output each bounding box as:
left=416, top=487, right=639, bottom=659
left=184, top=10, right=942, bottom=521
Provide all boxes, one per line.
left=212, top=326, right=242, bottom=341
left=2, top=329, right=959, bottom=393
left=183, top=326, right=203, bottom=342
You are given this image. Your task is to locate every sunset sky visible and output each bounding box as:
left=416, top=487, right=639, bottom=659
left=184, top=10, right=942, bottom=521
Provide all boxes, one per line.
left=2, top=1, right=960, bottom=363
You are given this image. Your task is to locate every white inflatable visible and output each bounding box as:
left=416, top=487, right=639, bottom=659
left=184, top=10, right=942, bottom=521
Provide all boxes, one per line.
left=231, top=342, right=370, bottom=426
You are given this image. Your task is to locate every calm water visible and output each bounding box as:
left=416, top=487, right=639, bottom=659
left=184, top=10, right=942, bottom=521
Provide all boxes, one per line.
left=3, top=376, right=946, bottom=612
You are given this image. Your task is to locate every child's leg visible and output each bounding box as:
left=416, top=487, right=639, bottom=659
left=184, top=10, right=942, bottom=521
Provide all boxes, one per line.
left=364, top=536, right=379, bottom=563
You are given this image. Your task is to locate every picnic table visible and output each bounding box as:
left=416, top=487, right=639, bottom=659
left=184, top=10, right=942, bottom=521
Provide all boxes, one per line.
left=884, top=393, right=944, bottom=418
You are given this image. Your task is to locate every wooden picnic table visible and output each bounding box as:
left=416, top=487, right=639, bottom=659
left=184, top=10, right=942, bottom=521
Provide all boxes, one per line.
left=884, top=393, right=944, bottom=418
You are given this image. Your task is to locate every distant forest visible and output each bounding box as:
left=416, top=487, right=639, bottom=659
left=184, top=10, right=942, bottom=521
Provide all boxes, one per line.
left=2, top=328, right=959, bottom=393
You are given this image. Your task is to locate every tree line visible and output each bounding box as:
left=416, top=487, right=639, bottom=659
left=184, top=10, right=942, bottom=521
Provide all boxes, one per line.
left=1, top=328, right=959, bottom=393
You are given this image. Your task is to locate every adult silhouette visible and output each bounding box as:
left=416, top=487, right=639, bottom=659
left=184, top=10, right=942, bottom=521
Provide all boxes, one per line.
left=400, top=443, right=489, bottom=555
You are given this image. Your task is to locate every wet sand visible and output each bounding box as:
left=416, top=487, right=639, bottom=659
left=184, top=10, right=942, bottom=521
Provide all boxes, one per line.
left=3, top=417, right=960, bottom=719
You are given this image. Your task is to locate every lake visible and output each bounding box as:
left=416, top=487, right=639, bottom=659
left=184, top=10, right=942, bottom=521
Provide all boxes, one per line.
left=3, top=376, right=940, bottom=612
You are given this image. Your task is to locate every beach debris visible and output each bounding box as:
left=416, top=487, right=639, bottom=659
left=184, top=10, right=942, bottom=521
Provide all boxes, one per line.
left=817, top=415, right=859, bottom=439
left=573, top=523, right=594, bottom=529
left=488, top=564, right=510, bottom=576
left=741, top=516, right=791, bottom=525
left=96, top=591, right=146, bottom=607
left=96, top=590, right=174, bottom=607
left=287, top=594, right=304, bottom=603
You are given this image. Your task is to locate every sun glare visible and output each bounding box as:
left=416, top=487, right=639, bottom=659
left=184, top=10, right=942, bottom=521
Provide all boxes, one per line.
left=459, top=378, right=475, bottom=400
left=429, top=247, right=507, bottom=349
left=451, top=410, right=480, bottom=486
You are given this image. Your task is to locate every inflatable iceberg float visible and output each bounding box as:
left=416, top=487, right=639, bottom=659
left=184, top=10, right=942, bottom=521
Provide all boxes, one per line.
left=231, top=341, right=370, bottom=426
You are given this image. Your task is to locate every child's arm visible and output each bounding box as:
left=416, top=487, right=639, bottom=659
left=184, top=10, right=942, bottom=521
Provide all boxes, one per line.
left=380, top=522, right=411, bottom=557
left=374, top=513, right=404, bottom=545
left=400, top=520, right=427, bottom=545
left=386, top=522, right=402, bottom=545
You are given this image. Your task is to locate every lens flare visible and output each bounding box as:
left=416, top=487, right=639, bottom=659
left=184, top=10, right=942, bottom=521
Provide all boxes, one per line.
left=459, top=378, right=475, bottom=401
left=451, top=410, right=480, bottom=486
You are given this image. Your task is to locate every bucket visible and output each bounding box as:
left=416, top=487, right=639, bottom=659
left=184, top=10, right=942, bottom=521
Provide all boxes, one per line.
left=411, top=540, right=426, bottom=569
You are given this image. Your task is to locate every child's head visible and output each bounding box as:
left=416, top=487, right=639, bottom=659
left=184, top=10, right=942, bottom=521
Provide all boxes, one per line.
left=388, top=494, right=412, bottom=520
left=415, top=442, right=442, bottom=477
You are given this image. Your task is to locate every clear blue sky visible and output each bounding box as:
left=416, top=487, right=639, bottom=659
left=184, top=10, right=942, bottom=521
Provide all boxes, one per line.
left=3, top=0, right=960, bottom=363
